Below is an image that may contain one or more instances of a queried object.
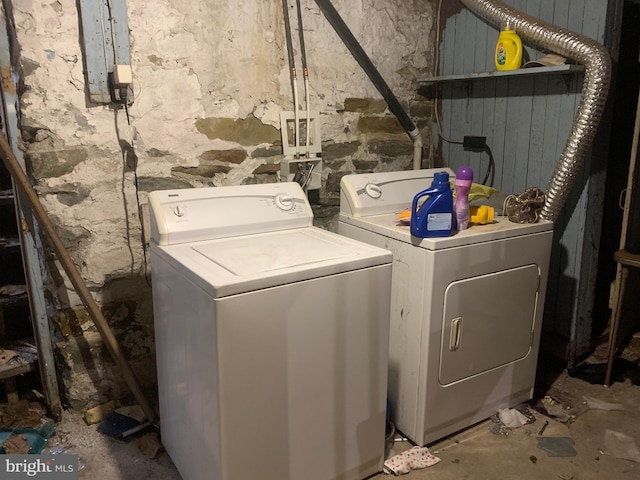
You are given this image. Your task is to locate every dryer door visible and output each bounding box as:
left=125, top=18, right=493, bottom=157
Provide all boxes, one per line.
left=439, top=264, right=540, bottom=385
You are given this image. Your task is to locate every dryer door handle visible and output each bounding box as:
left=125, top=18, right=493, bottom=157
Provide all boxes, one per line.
left=449, top=316, right=463, bottom=351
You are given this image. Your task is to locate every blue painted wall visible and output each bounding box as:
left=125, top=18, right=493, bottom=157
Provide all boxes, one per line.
left=434, top=0, right=617, bottom=362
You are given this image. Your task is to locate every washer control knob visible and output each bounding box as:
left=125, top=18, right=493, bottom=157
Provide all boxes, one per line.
left=365, top=183, right=382, bottom=199
left=275, top=194, right=294, bottom=211
left=173, top=205, right=185, bottom=217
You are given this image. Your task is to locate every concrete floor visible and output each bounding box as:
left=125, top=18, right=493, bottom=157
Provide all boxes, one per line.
left=377, top=368, right=640, bottom=480
left=48, top=338, right=640, bottom=480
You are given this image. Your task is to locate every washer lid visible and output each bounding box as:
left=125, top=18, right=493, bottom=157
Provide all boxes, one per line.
left=153, top=227, right=392, bottom=297
left=194, top=229, right=358, bottom=276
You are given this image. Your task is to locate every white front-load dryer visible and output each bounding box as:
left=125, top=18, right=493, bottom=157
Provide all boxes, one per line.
left=149, top=182, right=392, bottom=480
left=339, top=169, right=553, bottom=446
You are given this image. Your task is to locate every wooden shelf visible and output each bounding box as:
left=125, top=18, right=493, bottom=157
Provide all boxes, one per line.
left=0, top=340, right=38, bottom=381
left=0, top=235, right=21, bottom=252
left=0, top=291, right=28, bottom=308
left=415, top=64, right=584, bottom=86
left=0, top=189, right=14, bottom=205
left=0, top=358, right=36, bottom=381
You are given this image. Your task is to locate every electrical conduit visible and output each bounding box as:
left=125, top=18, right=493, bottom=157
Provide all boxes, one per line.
left=459, top=0, right=611, bottom=222
left=313, top=0, right=423, bottom=169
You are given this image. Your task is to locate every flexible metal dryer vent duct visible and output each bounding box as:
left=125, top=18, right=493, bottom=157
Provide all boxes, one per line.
left=313, top=0, right=424, bottom=169
left=460, top=0, right=611, bottom=222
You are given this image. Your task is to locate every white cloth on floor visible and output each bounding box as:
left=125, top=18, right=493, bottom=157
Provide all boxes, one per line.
left=383, top=446, right=440, bottom=475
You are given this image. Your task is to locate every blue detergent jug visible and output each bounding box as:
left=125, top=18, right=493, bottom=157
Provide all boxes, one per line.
left=410, top=172, right=454, bottom=238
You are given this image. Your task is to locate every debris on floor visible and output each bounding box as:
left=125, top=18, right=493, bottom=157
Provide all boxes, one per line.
left=1, top=399, right=47, bottom=428
left=0, top=400, right=55, bottom=454
left=604, top=430, right=640, bottom=463
left=568, top=358, right=640, bottom=385
left=383, top=446, right=440, bottom=475
left=114, top=404, right=147, bottom=423
left=97, top=405, right=151, bottom=441
left=536, top=436, right=577, bottom=457
left=135, top=431, right=163, bottom=459
left=80, top=400, right=162, bottom=465
left=42, top=446, right=87, bottom=472
left=498, top=407, right=531, bottom=428
left=582, top=395, right=624, bottom=411
left=84, top=400, right=116, bottom=425
left=490, top=403, right=535, bottom=435
left=2, top=433, right=30, bottom=453
left=529, top=396, right=575, bottom=423
left=537, top=420, right=549, bottom=436
left=44, top=410, right=178, bottom=479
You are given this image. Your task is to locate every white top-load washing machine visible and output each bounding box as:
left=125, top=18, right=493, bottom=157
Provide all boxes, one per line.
left=148, top=182, right=392, bottom=480
left=339, top=169, right=553, bottom=446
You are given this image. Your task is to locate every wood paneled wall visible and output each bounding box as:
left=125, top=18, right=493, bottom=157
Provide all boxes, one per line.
left=436, top=0, right=613, bottom=361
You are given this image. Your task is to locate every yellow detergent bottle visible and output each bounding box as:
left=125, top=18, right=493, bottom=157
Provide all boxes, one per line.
left=495, top=23, right=523, bottom=71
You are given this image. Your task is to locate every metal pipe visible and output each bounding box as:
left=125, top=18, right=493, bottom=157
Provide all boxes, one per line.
left=313, top=0, right=423, bottom=169
left=295, top=0, right=312, bottom=158
left=282, top=0, right=296, bottom=77
left=459, top=0, right=611, bottom=222
left=282, top=0, right=301, bottom=157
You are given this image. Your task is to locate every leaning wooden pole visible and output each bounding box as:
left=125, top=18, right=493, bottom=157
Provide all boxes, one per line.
left=0, top=134, right=158, bottom=423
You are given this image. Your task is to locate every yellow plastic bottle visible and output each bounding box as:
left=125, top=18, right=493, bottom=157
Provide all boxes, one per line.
left=495, top=24, right=523, bottom=71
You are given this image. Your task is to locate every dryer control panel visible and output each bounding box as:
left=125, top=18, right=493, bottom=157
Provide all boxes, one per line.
left=149, top=183, right=313, bottom=245
left=340, top=168, right=455, bottom=217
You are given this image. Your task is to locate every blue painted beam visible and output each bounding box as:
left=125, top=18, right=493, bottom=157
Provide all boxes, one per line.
left=78, top=0, right=131, bottom=103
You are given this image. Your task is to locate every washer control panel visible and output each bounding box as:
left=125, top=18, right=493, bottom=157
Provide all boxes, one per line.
left=149, top=183, right=313, bottom=245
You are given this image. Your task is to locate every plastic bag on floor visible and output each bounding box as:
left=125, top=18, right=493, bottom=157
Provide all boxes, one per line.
left=583, top=395, right=624, bottom=411
left=498, top=408, right=530, bottom=428
left=605, top=430, right=640, bottom=463
left=491, top=404, right=535, bottom=435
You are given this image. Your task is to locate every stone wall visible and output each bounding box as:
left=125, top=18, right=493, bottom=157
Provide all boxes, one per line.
left=11, top=0, right=436, bottom=409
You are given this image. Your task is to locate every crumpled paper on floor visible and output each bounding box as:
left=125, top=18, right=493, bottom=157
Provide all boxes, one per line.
left=490, top=404, right=535, bottom=435
left=498, top=408, right=530, bottom=428
left=605, top=430, right=640, bottom=463
left=383, top=446, right=440, bottom=475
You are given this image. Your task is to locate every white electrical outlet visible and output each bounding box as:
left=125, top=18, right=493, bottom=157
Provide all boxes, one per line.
left=113, top=64, right=133, bottom=85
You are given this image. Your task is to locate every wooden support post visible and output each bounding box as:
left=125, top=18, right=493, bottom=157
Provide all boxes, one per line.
left=0, top=135, right=158, bottom=423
